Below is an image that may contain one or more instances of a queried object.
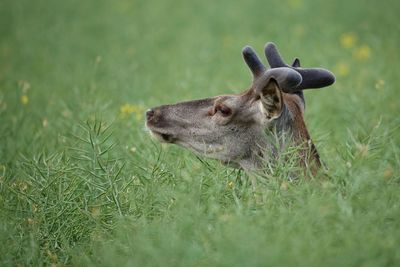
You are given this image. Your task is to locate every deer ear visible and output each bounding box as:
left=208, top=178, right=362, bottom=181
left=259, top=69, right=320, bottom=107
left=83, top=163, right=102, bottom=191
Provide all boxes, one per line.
left=259, top=78, right=283, bottom=120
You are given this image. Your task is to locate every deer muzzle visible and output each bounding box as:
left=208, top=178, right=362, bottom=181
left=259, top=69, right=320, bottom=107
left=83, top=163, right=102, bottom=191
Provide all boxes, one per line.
left=146, top=108, right=177, bottom=143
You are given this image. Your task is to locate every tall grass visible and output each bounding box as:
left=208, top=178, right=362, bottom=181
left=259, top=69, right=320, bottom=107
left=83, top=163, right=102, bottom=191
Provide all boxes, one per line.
left=0, top=0, right=399, bottom=266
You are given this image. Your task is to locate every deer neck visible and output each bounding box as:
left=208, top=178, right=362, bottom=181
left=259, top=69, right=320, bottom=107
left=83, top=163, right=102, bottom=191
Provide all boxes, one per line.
left=267, top=95, right=322, bottom=172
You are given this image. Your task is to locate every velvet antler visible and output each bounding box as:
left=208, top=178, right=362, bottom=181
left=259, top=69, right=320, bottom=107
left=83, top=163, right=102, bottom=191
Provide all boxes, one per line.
left=264, top=42, right=335, bottom=92
left=242, top=46, right=302, bottom=92
left=242, top=46, right=266, bottom=78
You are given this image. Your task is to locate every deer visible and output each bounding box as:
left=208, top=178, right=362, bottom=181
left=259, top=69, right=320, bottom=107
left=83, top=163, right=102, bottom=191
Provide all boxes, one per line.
left=145, top=42, right=335, bottom=174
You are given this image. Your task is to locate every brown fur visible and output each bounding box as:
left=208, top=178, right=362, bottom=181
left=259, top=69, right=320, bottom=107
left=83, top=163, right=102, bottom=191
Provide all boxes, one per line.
left=145, top=43, right=333, bottom=175
left=283, top=93, right=322, bottom=173
left=146, top=80, right=321, bottom=173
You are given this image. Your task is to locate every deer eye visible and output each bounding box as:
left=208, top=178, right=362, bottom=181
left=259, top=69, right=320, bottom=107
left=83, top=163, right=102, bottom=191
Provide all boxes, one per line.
left=215, top=105, right=232, bottom=117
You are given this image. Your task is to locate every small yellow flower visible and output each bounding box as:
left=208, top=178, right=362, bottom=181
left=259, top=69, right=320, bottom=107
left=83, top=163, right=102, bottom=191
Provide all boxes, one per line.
left=353, top=45, right=371, bottom=60
left=32, top=204, right=38, bottom=213
left=335, top=62, right=350, bottom=77
left=340, top=33, right=357, bottom=49
left=46, top=249, right=58, bottom=263
left=375, top=79, right=385, bottom=91
left=120, top=104, right=136, bottom=114
left=228, top=181, right=234, bottom=188
left=90, top=206, right=101, bottom=217
left=42, top=118, right=48, bottom=127
left=21, top=95, right=29, bottom=105
left=17, top=181, right=28, bottom=191
left=280, top=181, right=289, bottom=191
left=95, top=56, right=102, bottom=65
left=120, top=103, right=145, bottom=120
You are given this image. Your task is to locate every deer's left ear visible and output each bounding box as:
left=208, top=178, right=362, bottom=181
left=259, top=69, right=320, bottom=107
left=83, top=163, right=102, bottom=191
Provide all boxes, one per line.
left=259, top=78, right=283, bottom=120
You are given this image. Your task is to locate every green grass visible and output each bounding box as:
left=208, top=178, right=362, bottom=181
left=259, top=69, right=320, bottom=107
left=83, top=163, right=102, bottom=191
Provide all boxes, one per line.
left=1, top=0, right=399, bottom=266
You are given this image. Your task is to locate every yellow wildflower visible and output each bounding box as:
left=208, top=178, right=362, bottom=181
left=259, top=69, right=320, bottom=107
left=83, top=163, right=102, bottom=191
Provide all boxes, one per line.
left=335, top=62, right=350, bottom=76
left=21, top=95, right=29, bottom=105
left=353, top=45, right=371, bottom=60
left=95, top=56, right=102, bottom=65
left=375, top=79, right=385, bottom=90
left=46, top=249, right=58, bottom=263
left=228, top=181, right=234, bottom=188
left=14, top=180, right=28, bottom=191
left=32, top=204, right=38, bottom=213
left=280, top=181, right=289, bottom=191
left=120, top=103, right=144, bottom=120
left=42, top=118, right=48, bottom=127
left=340, top=33, right=357, bottom=49
left=90, top=206, right=101, bottom=217
left=120, top=104, right=135, bottom=114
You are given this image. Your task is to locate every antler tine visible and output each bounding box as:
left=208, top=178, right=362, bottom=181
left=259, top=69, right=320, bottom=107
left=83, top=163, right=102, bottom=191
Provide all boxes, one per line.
left=295, top=68, right=336, bottom=90
left=262, top=67, right=302, bottom=91
left=264, top=42, right=287, bottom=68
left=264, top=42, right=335, bottom=91
left=242, top=46, right=266, bottom=78
left=290, top=57, right=305, bottom=103
left=291, top=58, right=300, bottom=68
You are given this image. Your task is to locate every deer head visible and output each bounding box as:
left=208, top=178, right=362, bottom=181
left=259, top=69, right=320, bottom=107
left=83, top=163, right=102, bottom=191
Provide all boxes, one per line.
left=146, top=42, right=335, bottom=171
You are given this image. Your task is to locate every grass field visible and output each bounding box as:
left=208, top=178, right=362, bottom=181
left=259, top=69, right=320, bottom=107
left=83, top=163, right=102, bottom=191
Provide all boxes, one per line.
left=1, top=0, right=399, bottom=266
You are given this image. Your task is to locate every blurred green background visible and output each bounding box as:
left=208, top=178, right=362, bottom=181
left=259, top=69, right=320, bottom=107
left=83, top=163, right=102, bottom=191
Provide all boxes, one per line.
left=0, top=0, right=399, bottom=266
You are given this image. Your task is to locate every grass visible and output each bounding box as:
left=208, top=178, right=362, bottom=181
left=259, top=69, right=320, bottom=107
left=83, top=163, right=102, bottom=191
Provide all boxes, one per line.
left=0, top=0, right=399, bottom=266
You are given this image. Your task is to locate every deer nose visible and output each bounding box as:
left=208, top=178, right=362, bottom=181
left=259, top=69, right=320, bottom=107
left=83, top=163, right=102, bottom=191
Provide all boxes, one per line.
left=146, top=109, right=155, bottom=121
